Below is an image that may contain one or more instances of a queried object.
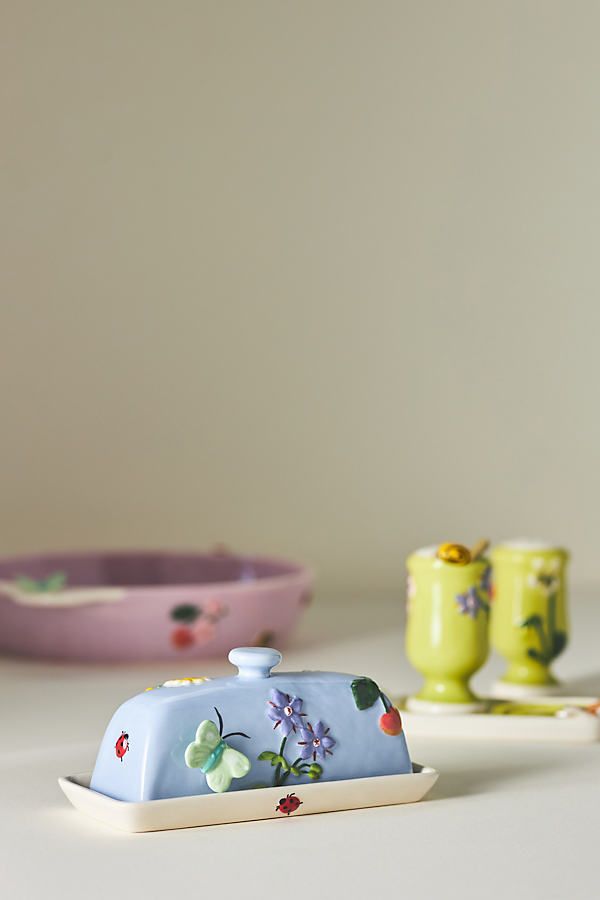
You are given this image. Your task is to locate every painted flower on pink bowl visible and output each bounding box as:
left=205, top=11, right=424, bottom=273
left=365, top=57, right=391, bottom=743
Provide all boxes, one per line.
left=193, top=618, right=216, bottom=645
left=169, top=595, right=229, bottom=651
left=203, top=598, right=227, bottom=619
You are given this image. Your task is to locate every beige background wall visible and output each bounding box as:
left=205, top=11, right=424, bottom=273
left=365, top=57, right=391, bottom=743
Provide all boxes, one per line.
left=2, top=1, right=599, bottom=596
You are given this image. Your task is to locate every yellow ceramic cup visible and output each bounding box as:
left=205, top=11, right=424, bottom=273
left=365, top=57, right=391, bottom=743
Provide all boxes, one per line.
left=490, top=541, right=569, bottom=696
left=406, top=547, right=491, bottom=711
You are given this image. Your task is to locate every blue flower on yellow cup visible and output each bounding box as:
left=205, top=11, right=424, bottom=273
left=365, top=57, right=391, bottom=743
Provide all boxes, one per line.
left=456, top=587, right=489, bottom=620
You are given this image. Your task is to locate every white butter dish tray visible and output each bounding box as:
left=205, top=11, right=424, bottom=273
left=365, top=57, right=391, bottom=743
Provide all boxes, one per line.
left=59, top=763, right=438, bottom=833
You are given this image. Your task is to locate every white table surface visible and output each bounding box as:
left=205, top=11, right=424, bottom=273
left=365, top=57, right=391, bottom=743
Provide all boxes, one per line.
left=1, top=590, right=599, bottom=900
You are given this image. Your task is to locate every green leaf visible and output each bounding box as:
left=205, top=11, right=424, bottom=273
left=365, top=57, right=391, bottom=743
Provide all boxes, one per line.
left=520, top=614, right=543, bottom=629
left=257, top=751, right=276, bottom=761
left=351, top=677, right=381, bottom=710
left=170, top=604, right=200, bottom=624
left=14, top=576, right=39, bottom=593
left=270, top=754, right=287, bottom=768
left=527, top=648, right=545, bottom=662
left=290, top=766, right=300, bottom=776
left=44, top=571, right=66, bottom=592
left=552, top=631, right=567, bottom=659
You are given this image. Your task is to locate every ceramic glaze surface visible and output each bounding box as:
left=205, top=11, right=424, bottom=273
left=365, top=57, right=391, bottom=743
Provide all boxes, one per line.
left=490, top=543, right=569, bottom=688
left=0, top=551, right=312, bottom=661
left=90, top=649, right=412, bottom=802
left=405, top=549, right=491, bottom=705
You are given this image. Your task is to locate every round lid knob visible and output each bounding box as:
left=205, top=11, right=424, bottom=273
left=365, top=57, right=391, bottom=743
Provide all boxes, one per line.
left=228, top=647, right=282, bottom=679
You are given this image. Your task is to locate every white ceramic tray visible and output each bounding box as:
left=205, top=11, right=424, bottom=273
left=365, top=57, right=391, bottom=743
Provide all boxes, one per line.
left=397, top=696, right=600, bottom=743
left=58, top=764, right=438, bottom=833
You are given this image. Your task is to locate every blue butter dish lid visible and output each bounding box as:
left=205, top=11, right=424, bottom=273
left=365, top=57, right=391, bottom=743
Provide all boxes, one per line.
left=90, top=648, right=411, bottom=802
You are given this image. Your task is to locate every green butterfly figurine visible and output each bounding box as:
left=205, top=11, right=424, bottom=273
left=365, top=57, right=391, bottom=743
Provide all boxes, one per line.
left=184, top=708, right=251, bottom=793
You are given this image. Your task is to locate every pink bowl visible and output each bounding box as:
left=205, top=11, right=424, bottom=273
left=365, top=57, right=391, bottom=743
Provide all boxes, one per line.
left=0, top=550, right=313, bottom=662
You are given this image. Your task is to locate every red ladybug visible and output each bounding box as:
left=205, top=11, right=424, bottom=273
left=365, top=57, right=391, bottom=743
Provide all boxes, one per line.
left=276, top=793, right=302, bottom=815
left=115, top=731, right=129, bottom=762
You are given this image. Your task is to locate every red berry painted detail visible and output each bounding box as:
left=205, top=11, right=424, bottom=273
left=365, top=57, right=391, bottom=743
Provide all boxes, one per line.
left=276, top=792, right=303, bottom=815
left=379, top=707, right=402, bottom=735
left=171, top=626, right=195, bottom=649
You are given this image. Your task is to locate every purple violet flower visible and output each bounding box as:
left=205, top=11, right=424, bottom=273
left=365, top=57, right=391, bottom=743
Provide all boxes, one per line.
left=267, top=689, right=306, bottom=736
left=297, top=721, right=335, bottom=762
left=456, top=587, right=483, bottom=619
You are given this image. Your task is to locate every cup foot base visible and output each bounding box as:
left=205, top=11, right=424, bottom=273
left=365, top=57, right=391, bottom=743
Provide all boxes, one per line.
left=491, top=679, right=560, bottom=700
left=406, top=696, right=486, bottom=715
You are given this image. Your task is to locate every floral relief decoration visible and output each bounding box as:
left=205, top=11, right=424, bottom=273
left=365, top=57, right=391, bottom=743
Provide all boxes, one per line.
left=258, top=689, right=335, bottom=787
left=169, top=599, right=228, bottom=650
